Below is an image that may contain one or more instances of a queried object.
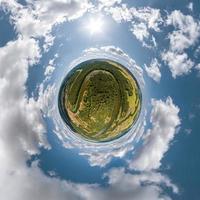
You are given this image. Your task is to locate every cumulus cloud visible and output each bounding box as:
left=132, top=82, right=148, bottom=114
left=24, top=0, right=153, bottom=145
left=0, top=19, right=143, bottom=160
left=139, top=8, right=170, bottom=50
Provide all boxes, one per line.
left=166, top=10, right=200, bottom=52
left=98, top=0, right=121, bottom=7
left=195, top=63, right=200, bottom=77
left=105, top=5, right=162, bottom=47
left=105, top=4, right=133, bottom=23
left=43, top=56, right=57, bottom=81
left=1, top=0, right=92, bottom=50
left=107, top=5, right=162, bottom=30
left=145, top=58, right=161, bottom=82
left=195, top=63, right=200, bottom=71
left=105, top=6, right=200, bottom=76
left=187, top=2, right=193, bottom=11
left=131, top=7, right=162, bottom=32
left=0, top=37, right=50, bottom=156
left=0, top=37, right=65, bottom=200
left=44, top=65, right=55, bottom=76
left=79, top=168, right=178, bottom=200
left=162, top=51, right=194, bottom=78
left=131, top=22, right=149, bottom=42
left=129, top=97, right=180, bottom=171
left=0, top=159, right=83, bottom=200
left=0, top=150, right=178, bottom=200
left=162, top=10, right=200, bottom=77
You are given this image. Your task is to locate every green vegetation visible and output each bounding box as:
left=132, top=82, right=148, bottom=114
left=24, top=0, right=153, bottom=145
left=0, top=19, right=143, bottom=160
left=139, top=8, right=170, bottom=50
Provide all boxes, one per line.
left=59, top=59, right=141, bottom=142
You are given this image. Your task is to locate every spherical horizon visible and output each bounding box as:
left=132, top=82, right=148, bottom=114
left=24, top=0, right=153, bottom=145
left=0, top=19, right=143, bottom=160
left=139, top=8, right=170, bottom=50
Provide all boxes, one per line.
left=58, top=59, right=142, bottom=143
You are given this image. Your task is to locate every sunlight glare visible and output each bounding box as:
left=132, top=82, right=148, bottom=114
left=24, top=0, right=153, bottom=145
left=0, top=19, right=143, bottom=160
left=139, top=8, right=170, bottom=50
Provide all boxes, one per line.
left=86, top=17, right=104, bottom=35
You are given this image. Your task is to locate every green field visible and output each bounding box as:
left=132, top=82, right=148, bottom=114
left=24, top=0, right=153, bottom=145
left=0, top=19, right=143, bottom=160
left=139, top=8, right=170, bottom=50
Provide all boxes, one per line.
left=59, top=59, right=141, bottom=142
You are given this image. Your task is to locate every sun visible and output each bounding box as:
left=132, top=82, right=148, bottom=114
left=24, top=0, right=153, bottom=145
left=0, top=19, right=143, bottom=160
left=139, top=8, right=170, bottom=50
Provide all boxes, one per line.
left=86, top=17, right=104, bottom=35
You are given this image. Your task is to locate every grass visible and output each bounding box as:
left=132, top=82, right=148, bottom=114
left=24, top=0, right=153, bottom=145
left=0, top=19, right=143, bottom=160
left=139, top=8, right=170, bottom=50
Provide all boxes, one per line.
left=59, top=59, right=142, bottom=142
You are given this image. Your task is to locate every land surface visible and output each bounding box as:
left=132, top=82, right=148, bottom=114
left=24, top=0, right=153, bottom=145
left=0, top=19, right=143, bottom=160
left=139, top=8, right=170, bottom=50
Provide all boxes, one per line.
left=59, top=59, right=141, bottom=142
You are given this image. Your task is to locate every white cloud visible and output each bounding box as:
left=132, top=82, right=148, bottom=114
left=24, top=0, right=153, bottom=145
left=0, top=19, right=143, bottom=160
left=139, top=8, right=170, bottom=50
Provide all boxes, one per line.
left=0, top=153, right=177, bottom=200
left=195, top=63, right=200, bottom=70
left=98, top=0, right=121, bottom=7
left=79, top=168, right=178, bottom=200
left=0, top=159, right=82, bottom=200
left=43, top=55, right=59, bottom=81
left=106, top=4, right=133, bottom=23
left=145, top=58, right=161, bottom=82
left=44, top=65, right=55, bottom=76
left=0, top=38, right=50, bottom=156
left=107, top=5, right=162, bottom=30
left=187, top=2, right=193, bottom=11
left=166, top=10, right=200, bottom=52
left=194, top=46, right=200, bottom=58
left=1, top=0, right=92, bottom=50
left=129, top=97, right=180, bottom=171
left=162, top=10, right=200, bottom=78
left=131, top=7, right=162, bottom=32
left=162, top=51, right=194, bottom=78
left=131, top=22, right=149, bottom=42
left=0, top=36, right=63, bottom=199
left=105, top=5, right=162, bottom=47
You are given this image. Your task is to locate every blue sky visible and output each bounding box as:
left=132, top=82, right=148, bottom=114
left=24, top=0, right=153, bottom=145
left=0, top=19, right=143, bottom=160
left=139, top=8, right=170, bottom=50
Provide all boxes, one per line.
left=0, top=0, right=200, bottom=200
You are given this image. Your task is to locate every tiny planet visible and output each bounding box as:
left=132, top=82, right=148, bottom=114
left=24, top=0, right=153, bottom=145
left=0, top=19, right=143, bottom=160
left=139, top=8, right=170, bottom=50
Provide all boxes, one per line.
left=58, top=59, right=142, bottom=142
